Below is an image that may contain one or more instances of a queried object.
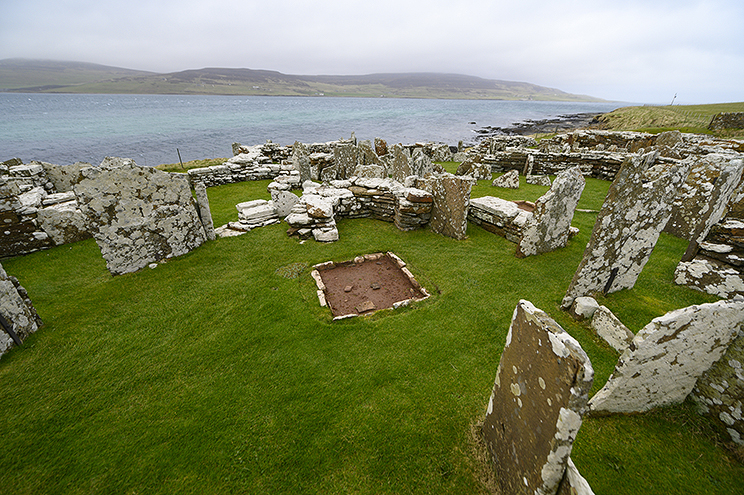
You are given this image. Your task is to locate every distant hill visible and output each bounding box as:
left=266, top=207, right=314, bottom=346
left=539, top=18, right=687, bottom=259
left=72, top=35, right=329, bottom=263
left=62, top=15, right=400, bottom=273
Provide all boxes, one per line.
left=0, top=59, right=604, bottom=101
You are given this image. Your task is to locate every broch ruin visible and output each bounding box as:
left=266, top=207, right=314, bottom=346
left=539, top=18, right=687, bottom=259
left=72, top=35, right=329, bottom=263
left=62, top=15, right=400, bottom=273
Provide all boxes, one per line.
left=3, top=121, right=744, bottom=493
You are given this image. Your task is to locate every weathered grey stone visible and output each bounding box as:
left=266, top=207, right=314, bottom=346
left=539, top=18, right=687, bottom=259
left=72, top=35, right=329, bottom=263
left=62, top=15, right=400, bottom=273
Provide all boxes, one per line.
left=0, top=263, right=42, bottom=359
left=665, top=154, right=744, bottom=242
left=237, top=199, right=279, bottom=225
left=526, top=175, right=552, bottom=187
left=674, top=256, right=744, bottom=298
left=193, top=182, right=215, bottom=241
left=305, top=195, right=334, bottom=219
left=270, top=189, right=300, bottom=218
left=691, top=331, right=744, bottom=445
left=425, top=173, right=474, bottom=240
left=570, top=296, right=599, bottom=321
left=589, top=298, right=744, bottom=413
left=389, top=144, right=412, bottom=183
left=36, top=201, right=91, bottom=246
left=590, top=306, right=635, bottom=353
left=374, top=137, right=388, bottom=157
left=334, top=143, right=358, bottom=180
left=562, top=152, right=691, bottom=308
left=353, top=164, right=386, bottom=179
left=483, top=300, right=593, bottom=495
left=41, top=162, right=92, bottom=193
left=292, top=141, right=312, bottom=183
left=517, top=166, right=585, bottom=258
left=410, top=148, right=436, bottom=178
left=492, top=169, right=520, bottom=189
left=74, top=163, right=207, bottom=275
left=557, top=458, right=596, bottom=495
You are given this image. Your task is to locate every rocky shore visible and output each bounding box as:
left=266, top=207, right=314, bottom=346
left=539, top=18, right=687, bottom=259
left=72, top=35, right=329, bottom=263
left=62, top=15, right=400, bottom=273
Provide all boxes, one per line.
left=473, top=112, right=602, bottom=140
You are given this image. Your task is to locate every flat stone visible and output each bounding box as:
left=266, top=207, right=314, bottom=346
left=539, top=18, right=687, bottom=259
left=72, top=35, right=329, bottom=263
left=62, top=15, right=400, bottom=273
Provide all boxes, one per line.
left=356, top=300, right=376, bottom=313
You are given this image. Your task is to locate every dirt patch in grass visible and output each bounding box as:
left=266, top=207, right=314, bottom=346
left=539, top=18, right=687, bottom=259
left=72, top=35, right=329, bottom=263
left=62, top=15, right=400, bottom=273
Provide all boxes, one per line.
left=316, top=253, right=427, bottom=318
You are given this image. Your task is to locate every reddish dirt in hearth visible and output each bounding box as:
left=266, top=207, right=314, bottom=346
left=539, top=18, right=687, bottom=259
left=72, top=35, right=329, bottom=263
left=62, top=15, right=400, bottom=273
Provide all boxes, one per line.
left=319, top=255, right=426, bottom=318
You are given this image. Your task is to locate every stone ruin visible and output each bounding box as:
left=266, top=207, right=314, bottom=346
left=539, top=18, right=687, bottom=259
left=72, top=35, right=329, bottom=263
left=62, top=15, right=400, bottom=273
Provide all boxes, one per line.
left=562, top=151, right=690, bottom=309
left=0, top=261, right=43, bottom=359
left=482, top=300, right=594, bottom=495
left=310, top=252, right=430, bottom=320
left=74, top=162, right=209, bottom=275
left=468, top=166, right=585, bottom=257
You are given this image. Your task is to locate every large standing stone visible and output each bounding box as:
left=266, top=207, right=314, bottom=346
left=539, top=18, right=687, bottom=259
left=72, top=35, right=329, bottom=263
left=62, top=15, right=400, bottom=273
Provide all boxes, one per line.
left=410, top=148, right=436, bottom=178
left=562, top=152, right=690, bottom=308
left=483, top=300, right=593, bottom=495
left=333, top=143, right=358, bottom=180
left=425, top=173, right=474, bottom=240
left=517, top=166, right=585, bottom=258
left=389, top=144, right=412, bottom=183
left=74, top=162, right=207, bottom=275
left=664, top=154, right=744, bottom=242
left=0, top=263, right=42, bottom=359
left=292, top=141, right=312, bottom=183
left=193, top=182, right=216, bottom=241
left=270, top=189, right=300, bottom=218
left=589, top=298, right=744, bottom=413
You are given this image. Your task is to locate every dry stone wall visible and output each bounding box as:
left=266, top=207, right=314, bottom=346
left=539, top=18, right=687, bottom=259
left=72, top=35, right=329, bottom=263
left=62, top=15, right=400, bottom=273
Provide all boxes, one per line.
left=483, top=300, right=593, bottom=495
left=0, top=262, right=42, bottom=359
left=691, top=332, right=744, bottom=445
left=709, top=112, right=744, bottom=130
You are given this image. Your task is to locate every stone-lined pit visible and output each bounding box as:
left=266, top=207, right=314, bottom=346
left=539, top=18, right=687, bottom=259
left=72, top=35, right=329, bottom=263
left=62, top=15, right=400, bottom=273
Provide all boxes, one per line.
left=311, top=252, right=429, bottom=319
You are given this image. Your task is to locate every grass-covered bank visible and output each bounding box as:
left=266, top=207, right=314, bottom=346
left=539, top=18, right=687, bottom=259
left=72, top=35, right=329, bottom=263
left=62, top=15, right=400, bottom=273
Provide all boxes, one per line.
left=0, top=176, right=741, bottom=494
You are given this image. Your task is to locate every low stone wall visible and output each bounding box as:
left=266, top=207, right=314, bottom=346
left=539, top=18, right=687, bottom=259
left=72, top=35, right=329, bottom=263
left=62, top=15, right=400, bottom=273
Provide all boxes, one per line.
left=709, top=112, right=744, bottom=130
left=0, top=261, right=43, bottom=359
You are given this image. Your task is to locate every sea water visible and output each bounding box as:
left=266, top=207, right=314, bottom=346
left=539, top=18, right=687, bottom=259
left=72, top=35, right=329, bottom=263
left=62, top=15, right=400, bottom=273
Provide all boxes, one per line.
left=0, top=94, right=623, bottom=167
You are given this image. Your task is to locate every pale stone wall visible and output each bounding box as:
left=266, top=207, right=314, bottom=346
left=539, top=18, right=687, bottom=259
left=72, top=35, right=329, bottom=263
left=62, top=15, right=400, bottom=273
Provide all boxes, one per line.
left=0, top=262, right=42, bottom=359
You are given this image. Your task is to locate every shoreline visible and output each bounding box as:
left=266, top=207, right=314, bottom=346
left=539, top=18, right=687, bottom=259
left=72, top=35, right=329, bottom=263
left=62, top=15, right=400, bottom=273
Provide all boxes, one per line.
left=473, top=112, right=602, bottom=139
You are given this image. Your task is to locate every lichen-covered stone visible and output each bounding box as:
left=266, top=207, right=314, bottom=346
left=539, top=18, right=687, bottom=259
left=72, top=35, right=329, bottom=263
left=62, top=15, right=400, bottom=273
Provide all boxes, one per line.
left=589, top=298, right=744, bottom=413
left=40, top=161, right=92, bottom=193
left=562, top=151, right=690, bottom=308
left=36, top=200, right=91, bottom=246
left=424, top=173, right=474, bottom=240
left=193, top=182, right=215, bottom=241
left=389, top=144, right=412, bottom=183
left=292, top=141, right=312, bottom=183
left=517, top=166, right=585, bottom=258
left=0, top=262, right=42, bottom=359
left=333, top=143, right=358, bottom=180
left=664, top=154, right=744, bottom=242
left=483, top=300, right=593, bottom=495
left=674, top=256, right=744, bottom=299
left=691, top=332, right=744, bottom=445
left=590, top=306, right=635, bottom=353
left=492, top=169, right=520, bottom=189
left=74, top=162, right=207, bottom=275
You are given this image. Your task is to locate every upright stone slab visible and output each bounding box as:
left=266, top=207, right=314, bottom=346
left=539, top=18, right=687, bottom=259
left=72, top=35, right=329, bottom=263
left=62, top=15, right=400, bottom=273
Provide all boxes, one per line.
left=74, top=162, right=207, bottom=275
left=517, top=166, right=585, bottom=258
left=410, top=148, right=435, bottom=178
left=333, top=143, right=358, bottom=180
left=562, top=152, right=690, bottom=308
left=292, top=141, right=312, bottom=183
left=193, top=182, right=216, bottom=241
left=389, top=144, right=412, bottom=183
left=0, top=262, right=42, bottom=359
left=492, top=169, right=520, bottom=189
left=664, top=154, right=744, bottom=242
left=483, top=300, right=593, bottom=495
left=426, top=173, right=474, bottom=240
left=270, top=189, right=300, bottom=218
left=589, top=298, right=744, bottom=413
left=374, top=137, right=388, bottom=157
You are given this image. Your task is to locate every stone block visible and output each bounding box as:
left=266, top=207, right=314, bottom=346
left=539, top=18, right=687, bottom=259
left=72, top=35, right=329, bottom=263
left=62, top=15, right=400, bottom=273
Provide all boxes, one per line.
left=570, top=296, right=599, bottom=321
left=271, top=189, right=300, bottom=218
left=590, top=306, right=635, bottom=353
left=562, top=152, right=690, bottom=308
left=589, top=298, right=744, bottom=413
left=74, top=162, right=207, bottom=276
left=0, top=263, right=42, bottom=359
left=483, top=300, right=593, bottom=495
left=36, top=201, right=91, bottom=246
left=426, top=173, right=474, bottom=240
left=492, top=169, right=520, bottom=189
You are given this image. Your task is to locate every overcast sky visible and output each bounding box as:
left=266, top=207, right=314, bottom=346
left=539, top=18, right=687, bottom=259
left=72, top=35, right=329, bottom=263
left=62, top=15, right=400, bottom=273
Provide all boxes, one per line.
left=1, top=0, right=742, bottom=104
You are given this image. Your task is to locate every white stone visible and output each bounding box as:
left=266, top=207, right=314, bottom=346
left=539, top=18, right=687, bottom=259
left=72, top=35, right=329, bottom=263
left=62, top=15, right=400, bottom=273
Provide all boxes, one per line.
left=571, top=296, right=600, bottom=320
left=591, top=306, right=635, bottom=353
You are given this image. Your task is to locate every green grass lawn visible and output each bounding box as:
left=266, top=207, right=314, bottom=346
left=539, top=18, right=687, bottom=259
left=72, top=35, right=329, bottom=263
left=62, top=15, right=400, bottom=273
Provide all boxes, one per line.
left=0, top=175, right=740, bottom=494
